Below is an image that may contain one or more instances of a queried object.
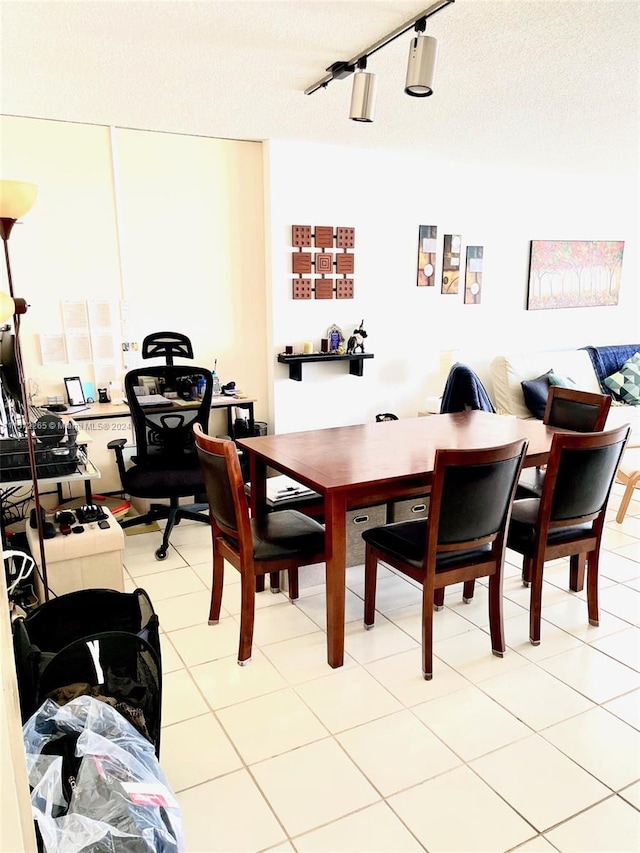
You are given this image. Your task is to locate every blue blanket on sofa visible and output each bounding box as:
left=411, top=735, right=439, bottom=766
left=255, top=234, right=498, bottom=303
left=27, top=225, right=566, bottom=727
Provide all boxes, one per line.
left=440, top=363, right=496, bottom=414
left=582, top=344, right=640, bottom=394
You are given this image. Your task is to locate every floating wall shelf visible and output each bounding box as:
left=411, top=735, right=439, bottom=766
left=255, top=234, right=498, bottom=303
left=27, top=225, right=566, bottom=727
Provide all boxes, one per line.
left=277, top=352, right=374, bottom=381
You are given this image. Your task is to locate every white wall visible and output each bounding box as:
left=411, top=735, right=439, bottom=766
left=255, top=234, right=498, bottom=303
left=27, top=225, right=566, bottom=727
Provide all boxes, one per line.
left=265, top=140, right=638, bottom=434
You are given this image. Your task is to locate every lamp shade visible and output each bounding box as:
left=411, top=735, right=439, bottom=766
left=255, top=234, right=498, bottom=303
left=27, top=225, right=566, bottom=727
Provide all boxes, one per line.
left=349, top=70, right=377, bottom=122
left=405, top=34, right=439, bottom=97
left=0, top=180, right=38, bottom=220
left=0, top=292, right=28, bottom=322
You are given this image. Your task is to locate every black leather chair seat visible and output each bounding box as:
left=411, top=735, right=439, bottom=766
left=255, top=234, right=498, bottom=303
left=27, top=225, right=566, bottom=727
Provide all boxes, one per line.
left=123, top=462, right=204, bottom=499
left=508, top=498, right=592, bottom=554
left=362, top=519, right=492, bottom=572
left=251, top=510, right=325, bottom=560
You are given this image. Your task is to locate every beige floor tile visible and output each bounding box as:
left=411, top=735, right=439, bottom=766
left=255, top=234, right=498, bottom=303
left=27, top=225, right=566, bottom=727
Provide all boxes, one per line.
left=171, top=541, right=213, bottom=567
left=295, top=666, right=402, bottom=733
left=619, top=780, right=640, bottom=809
left=591, top=626, right=640, bottom=671
left=251, top=599, right=320, bottom=646
left=599, top=583, right=640, bottom=625
left=160, top=633, right=184, bottom=673
left=153, top=588, right=218, bottom=632
left=177, top=769, right=286, bottom=852
left=261, top=631, right=359, bottom=684
left=504, top=611, right=582, bottom=660
left=538, top=644, right=640, bottom=704
left=128, top=565, right=206, bottom=602
left=216, top=687, right=328, bottom=764
left=162, top=669, right=209, bottom=726
left=349, top=573, right=422, bottom=614
left=163, top=518, right=210, bottom=547
left=385, top=601, right=477, bottom=643
left=470, top=735, right=610, bottom=831
left=544, top=795, right=640, bottom=852
left=124, top=545, right=187, bottom=576
left=444, top=582, right=528, bottom=628
left=250, top=738, right=379, bottom=837
left=604, top=689, right=640, bottom=730
left=614, top=541, right=640, bottom=563
left=388, top=765, right=535, bottom=852
left=294, top=801, right=424, bottom=852
left=413, top=684, right=531, bottom=760
left=344, top=614, right=419, bottom=663
left=511, top=838, right=558, bottom=852
left=365, top=648, right=468, bottom=707
left=540, top=596, right=633, bottom=642
left=190, top=648, right=288, bottom=710
left=479, top=663, right=594, bottom=730
left=294, top=587, right=368, bottom=628
left=168, top=617, right=241, bottom=666
left=432, top=626, right=530, bottom=683
left=160, top=712, right=242, bottom=791
left=337, top=708, right=461, bottom=795
left=541, top=706, right=640, bottom=789
left=599, top=551, right=640, bottom=583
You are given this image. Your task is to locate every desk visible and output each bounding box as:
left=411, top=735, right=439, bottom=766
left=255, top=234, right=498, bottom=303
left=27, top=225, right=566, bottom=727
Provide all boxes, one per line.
left=238, top=411, right=560, bottom=669
left=68, top=396, right=256, bottom=438
left=0, top=447, right=100, bottom=503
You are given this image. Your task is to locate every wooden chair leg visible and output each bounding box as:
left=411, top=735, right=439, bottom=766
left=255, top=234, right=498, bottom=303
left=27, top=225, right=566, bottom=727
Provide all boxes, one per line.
left=208, top=547, right=224, bottom=624
left=287, top=568, right=299, bottom=601
left=256, top=575, right=266, bottom=593
left=569, top=553, right=586, bottom=592
left=587, top=549, right=600, bottom=626
left=238, top=573, right=257, bottom=664
left=269, top=571, right=281, bottom=593
left=422, top=582, right=435, bottom=680
left=522, top=556, right=533, bottom=587
left=363, top=546, right=378, bottom=628
left=616, top=473, right=639, bottom=523
left=462, top=580, right=475, bottom=603
left=529, top=559, right=544, bottom=645
left=488, top=574, right=505, bottom=657
left=434, top=588, right=445, bottom=610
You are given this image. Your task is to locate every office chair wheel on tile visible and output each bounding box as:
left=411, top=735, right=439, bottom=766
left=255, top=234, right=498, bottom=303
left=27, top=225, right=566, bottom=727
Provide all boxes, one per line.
left=155, top=548, right=168, bottom=561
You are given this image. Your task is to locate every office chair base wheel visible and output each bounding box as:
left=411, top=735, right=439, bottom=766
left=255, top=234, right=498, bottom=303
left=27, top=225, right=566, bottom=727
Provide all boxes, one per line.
left=155, top=548, right=168, bottom=561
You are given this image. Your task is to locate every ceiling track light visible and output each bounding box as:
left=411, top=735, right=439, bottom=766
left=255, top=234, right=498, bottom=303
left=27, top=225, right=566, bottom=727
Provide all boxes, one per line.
left=349, top=57, right=377, bottom=123
left=304, top=0, right=455, bottom=119
left=405, top=17, right=439, bottom=97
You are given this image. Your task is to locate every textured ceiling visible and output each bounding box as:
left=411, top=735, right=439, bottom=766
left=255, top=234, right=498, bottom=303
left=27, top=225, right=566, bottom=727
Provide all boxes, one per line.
left=1, top=0, right=638, bottom=174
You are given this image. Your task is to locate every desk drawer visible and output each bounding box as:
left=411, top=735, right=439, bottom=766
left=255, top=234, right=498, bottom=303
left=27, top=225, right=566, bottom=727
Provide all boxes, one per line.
left=386, top=496, right=430, bottom=524
left=347, top=504, right=387, bottom=567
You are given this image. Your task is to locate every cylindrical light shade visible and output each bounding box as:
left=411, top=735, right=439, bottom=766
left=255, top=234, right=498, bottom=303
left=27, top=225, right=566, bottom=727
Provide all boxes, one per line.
left=350, top=70, right=377, bottom=122
left=0, top=180, right=38, bottom=219
left=405, top=34, right=439, bottom=97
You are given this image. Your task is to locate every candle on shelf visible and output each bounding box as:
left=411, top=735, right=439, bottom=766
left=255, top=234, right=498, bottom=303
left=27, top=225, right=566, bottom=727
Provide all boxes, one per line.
left=302, top=341, right=313, bottom=354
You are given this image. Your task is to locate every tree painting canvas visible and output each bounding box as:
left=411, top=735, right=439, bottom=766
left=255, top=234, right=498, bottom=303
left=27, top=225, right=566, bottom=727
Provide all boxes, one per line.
left=527, top=240, right=624, bottom=310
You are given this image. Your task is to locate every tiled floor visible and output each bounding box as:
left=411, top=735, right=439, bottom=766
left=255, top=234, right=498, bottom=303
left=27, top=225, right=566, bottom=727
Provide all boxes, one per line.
left=122, top=481, right=640, bottom=853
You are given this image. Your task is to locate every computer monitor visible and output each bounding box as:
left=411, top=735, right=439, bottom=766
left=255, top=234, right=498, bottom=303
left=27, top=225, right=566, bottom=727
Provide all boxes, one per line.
left=0, top=329, right=21, bottom=403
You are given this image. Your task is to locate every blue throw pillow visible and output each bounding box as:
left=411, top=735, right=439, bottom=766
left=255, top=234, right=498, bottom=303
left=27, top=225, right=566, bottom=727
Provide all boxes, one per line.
left=548, top=372, right=577, bottom=389
left=521, top=370, right=553, bottom=419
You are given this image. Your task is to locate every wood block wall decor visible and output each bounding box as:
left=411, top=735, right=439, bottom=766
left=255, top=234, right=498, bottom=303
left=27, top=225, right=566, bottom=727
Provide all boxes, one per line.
left=291, top=225, right=356, bottom=299
left=417, top=225, right=437, bottom=286
left=336, top=279, right=354, bottom=299
left=441, top=234, right=462, bottom=294
left=293, top=278, right=313, bottom=299
left=464, top=246, right=483, bottom=304
left=315, top=280, right=334, bottom=299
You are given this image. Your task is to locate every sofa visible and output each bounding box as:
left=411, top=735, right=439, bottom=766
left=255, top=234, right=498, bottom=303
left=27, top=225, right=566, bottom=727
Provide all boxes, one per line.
left=445, top=343, right=640, bottom=447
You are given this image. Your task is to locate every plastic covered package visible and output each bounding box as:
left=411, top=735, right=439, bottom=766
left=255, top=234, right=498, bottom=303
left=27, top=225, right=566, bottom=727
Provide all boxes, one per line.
left=24, top=695, right=184, bottom=853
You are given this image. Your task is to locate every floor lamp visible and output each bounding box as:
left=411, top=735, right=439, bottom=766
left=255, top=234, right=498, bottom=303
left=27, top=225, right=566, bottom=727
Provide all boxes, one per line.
left=0, top=180, right=49, bottom=600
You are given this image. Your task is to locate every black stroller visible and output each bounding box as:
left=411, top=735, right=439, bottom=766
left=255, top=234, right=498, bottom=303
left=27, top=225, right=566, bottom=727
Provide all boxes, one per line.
left=12, top=587, right=163, bottom=756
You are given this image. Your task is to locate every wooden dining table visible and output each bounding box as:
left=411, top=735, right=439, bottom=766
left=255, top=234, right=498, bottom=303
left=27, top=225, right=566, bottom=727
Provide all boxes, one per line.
left=237, top=411, right=560, bottom=668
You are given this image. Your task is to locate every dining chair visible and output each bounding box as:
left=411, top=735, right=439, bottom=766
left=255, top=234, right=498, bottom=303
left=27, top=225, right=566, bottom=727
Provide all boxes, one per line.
left=362, top=439, right=528, bottom=680
left=516, top=385, right=612, bottom=499
left=615, top=447, right=640, bottom=523
left=508, top=424, right=630, bottom=645
left=193, top=424, right=326, bottom=665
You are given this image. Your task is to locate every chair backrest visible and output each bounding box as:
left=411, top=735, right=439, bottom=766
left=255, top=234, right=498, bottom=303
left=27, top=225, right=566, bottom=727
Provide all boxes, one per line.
left=426, top=439, right=528, bottom=559
left=543, top=385, right=612, bottom=432
left=142, top=331, right=194, bottom=365
left=538, top=424, right=630, bottom=530
left=193, top=423, right=250, bottom=547
left=125, top=365, right=213, bottom=465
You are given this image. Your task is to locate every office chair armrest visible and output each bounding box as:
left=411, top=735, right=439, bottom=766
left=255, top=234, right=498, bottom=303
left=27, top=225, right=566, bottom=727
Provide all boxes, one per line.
left=107, top=437, right=129, bottom=483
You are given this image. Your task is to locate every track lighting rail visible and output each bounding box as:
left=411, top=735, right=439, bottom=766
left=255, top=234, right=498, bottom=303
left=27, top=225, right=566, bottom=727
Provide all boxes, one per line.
left=304, top=0, right=454, bottom=96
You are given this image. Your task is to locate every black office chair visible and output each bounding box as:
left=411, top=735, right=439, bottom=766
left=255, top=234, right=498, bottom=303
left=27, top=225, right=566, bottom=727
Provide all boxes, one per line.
left=362, top=439, right=527, bottom=679
left=108, top=363, right=213, bottom=560
left=141, top=330, right=194, bottom=364
left=516, top=385, right=612, bottom=499
left=508, top=424, right=630, bottom=645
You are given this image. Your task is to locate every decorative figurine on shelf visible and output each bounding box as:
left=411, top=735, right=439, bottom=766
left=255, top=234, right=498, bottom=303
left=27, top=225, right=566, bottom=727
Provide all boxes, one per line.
left=327, top=324, right=345, bottom=354
left=346, top=319, right=367, bottom=354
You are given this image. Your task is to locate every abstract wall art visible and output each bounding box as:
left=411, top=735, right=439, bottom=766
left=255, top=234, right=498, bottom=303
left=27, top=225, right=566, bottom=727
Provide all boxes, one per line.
left=416, top=225, right=437, bottom=286
left=526, top=240, right=624, bottom=310
left=464, top=246, right=483, bottom=304
left=441, top=234, right=462, bottom=294
left=291, top=225, right=355, bottom=299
